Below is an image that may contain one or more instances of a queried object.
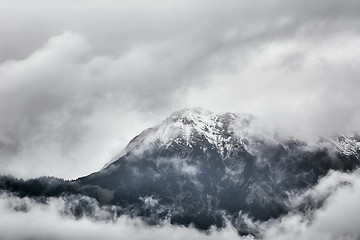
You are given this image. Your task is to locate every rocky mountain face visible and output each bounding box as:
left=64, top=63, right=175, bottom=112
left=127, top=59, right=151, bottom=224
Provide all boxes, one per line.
left=1, top=108, right=360, bottom=234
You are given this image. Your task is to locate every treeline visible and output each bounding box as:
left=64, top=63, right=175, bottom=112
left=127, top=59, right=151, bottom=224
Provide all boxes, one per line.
left=0, top=175, right=77, bottom=198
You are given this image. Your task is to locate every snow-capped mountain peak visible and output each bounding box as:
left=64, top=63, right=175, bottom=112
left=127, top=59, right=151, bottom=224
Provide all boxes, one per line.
left=135, top=108, right=254, bottom=156
left=104, top=108, right=254, bottom=167
left=104, top=108, right=360, bottom=169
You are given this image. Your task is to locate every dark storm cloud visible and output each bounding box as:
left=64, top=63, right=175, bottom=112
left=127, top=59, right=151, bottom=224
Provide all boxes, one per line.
left=0, top=0, right=360, bottom=178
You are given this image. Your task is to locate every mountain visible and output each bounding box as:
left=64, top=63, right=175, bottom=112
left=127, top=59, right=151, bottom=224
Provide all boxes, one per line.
left=1, top=108, right=360, bottom=234
left=78, top=108, right=360, bottom=229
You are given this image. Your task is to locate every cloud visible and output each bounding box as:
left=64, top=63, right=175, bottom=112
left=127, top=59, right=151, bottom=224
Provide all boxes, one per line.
left=0, top=193, right=248, bottom=240
left=1, top=169, right=360, bottom=240
left=0, top=30, right=207, bottom=179
left=0, top=1, right=359, bottom=239
left=261, top=170, right=360, bottom=240
left=0, top=0, right=360, bottom=179
left=185, top=30, right=360, bottom=140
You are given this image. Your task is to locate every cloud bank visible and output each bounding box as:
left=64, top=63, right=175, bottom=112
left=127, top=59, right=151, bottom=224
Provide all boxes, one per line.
left=1, top=169, right=360, bottom=240
left=0, top=0, right=360, bottom=179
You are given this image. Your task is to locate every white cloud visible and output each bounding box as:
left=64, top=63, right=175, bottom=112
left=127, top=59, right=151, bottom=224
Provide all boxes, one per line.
left=1, top=169, right=360, bottom=240
left=0, top=0, right=360, bottom=179
left=261, top=170, right=360, bottom=240
left=0, top=31, right=197, bottom=179
left=0, top=193, right=248, bottom=240
left=185, top=31, right=360, bottom=140
left=0, top=1, right=359, bottom=239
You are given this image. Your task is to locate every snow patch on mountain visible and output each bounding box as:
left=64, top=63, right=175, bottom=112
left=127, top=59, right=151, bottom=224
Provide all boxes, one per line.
left=329, top=135, right=360, bottom=157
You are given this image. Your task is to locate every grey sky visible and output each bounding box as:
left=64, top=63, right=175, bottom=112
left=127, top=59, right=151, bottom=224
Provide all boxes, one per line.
left=0, top=0, right=360, bottom=179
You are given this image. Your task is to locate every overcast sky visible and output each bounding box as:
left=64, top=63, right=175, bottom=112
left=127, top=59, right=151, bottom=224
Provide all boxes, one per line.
left=1, top=0, right=360, bottom=179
